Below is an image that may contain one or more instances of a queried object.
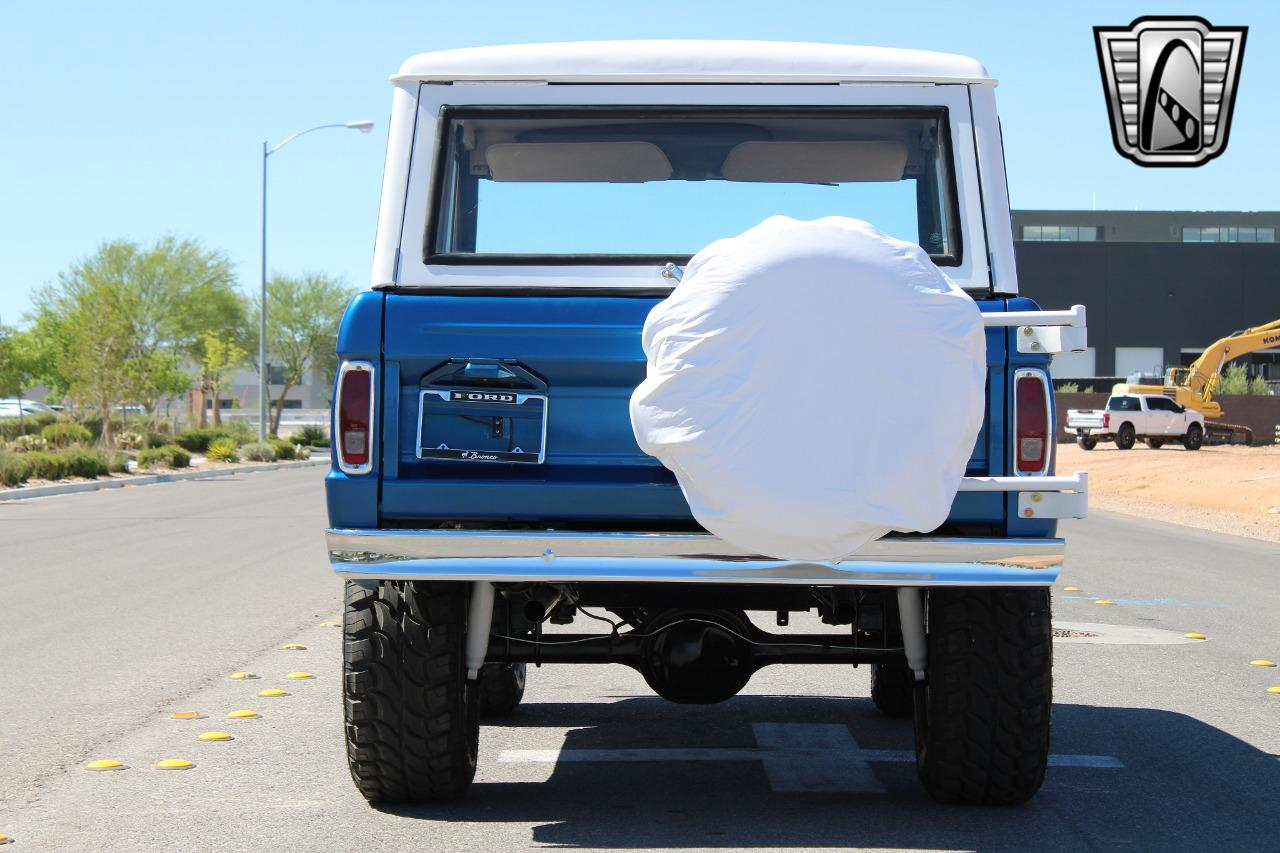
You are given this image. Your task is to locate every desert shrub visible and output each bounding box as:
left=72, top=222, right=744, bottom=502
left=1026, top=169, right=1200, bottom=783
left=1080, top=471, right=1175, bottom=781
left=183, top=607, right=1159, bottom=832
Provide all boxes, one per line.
left=60, top=448, right=109, bottom=478
left=0, top=452, right=29, bottom=487
left=293, top=424, right=327, bottom=446
left=206, top=437, right=239, bottom=463
left=1217, top=362, right=1271, bottom=396
left=99, top=450, right=130, bottom=474
left=41, top=422, right=94, bottom=448
left=267, top=438, right=296, bottom=460
left=240, top=442, right=277, bottom=462
left=222, top=420, right=257, bottom=444
left=174, top=427, right=232, bottom=453
left=142, top=431, right=170, bottom=450
left=76, top=414, right=125, bottom=441
left=9, top=434, right=48, bottom=453
left=1056, top=381, right=1080, bottom=393
left=115, top=431, right=144, bottom=450
left=0, top=411, right=58, bottom=441
left=23, top=451, right=70, bottom=481
left=137, top=445, right=191, bottom=469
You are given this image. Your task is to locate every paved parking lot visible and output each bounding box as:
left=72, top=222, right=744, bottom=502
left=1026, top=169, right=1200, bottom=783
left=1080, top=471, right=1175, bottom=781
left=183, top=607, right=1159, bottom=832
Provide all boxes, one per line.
left=1, top=467, right=1276, bottom=851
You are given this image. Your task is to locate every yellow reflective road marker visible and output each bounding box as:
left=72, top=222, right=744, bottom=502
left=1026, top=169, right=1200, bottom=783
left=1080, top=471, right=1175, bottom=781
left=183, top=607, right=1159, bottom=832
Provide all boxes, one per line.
left=258, top=688, right=288, bottom=697
left=228, top=672, right=258, bottom=680
left=0, top=833, right=12, bottom=845
left=281, top=643, right=307, bottom=651
left=169, top=711, right=203, bottom=720
left=1249, top=659, right=1277, bottom=667
left=1267, top=686, right=1280, bottom=694
left=197, top=731, right=233, bottom=742
left=1183, top=632, right=1207, bottom=640
left=155, top=758, right=194, bottom=770
left=319, top=621, right=340, bottom=628
left=227, top=709, right=259, bottom=719
left=85, top=759, right=126, bottom=771
left=1094, top=599, right=1114, bottom=605
left=1063, top=586, right=1080, bottom=592
left=285, top=671, right=314, bottom=680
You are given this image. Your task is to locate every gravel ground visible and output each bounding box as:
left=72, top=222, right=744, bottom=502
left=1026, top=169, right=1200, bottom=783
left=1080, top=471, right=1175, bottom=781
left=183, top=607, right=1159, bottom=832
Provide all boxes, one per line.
left=1057, top=442, right=1280, bottom=543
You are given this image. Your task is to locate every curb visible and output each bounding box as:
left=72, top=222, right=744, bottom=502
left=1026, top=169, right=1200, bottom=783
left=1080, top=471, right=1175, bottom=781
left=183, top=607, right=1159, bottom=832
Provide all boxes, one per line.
left=0, top=458, right=328, bottom=502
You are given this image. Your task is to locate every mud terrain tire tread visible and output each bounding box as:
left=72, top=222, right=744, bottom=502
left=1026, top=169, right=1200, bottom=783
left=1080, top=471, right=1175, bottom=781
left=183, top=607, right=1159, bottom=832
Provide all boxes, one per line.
left=1183, top=423, right=1204, bottom=451
left=913, top=588, right=1052, bottom=806
left=343, top=580, right=478, bottom=804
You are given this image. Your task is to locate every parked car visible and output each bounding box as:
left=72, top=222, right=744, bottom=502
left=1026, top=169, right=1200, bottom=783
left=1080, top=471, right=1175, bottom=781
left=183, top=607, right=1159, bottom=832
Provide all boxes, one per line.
left=1067, top=393, right=1205, bottom=450
left=0, top=399, right=56, bottom=418
left=324, top=41, right=1089, bottom=807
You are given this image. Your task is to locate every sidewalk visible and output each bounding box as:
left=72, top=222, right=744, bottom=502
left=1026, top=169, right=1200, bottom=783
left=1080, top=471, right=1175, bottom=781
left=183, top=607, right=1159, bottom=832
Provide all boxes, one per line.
left=0, top=457, right=327, bottom=502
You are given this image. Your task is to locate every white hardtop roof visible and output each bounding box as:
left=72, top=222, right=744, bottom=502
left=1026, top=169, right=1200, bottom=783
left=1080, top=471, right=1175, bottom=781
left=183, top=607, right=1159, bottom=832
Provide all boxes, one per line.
left=394, top=41, right=993, bottom=86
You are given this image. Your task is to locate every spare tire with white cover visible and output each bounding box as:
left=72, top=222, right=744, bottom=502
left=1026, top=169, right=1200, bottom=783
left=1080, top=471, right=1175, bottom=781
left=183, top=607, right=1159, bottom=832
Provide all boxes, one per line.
left=630, top=216, right=986, bottom=561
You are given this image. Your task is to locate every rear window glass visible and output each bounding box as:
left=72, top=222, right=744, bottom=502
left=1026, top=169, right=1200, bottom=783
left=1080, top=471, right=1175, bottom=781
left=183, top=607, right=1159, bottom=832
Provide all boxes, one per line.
left=1106, top=396, right=1141, bottom=411
left=427, top=106, right=960, bottom=265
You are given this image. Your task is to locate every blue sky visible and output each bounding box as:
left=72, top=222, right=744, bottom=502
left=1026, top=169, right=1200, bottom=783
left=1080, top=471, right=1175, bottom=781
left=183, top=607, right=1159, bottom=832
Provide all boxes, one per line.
left=2, top=0, right=1276, bottom=323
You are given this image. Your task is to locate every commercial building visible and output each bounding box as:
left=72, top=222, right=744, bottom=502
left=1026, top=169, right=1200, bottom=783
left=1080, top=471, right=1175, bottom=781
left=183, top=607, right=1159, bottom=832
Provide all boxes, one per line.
left=1013, top=210, right=1280, bottom=384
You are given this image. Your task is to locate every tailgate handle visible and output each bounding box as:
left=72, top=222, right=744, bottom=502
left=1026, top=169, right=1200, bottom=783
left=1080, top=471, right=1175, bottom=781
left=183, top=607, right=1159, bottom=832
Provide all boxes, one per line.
left=423, top=358, right=547, bottom=392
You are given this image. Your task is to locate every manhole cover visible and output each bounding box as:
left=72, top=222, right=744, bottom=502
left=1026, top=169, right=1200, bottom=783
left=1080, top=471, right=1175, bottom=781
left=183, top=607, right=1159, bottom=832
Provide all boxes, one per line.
left=1053, top=628, right=1101, bottom=639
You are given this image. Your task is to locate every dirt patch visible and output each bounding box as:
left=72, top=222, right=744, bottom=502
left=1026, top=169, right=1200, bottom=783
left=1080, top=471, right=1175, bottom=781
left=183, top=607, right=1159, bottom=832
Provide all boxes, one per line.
left=1057, top=442, right=1280, bottom=543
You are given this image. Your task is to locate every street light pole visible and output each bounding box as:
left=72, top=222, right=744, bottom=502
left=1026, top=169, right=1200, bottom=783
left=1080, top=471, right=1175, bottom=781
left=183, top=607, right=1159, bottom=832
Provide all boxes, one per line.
left=258, top=120, right=374, bottom=442
left=259, top=140, right=269, bottom=442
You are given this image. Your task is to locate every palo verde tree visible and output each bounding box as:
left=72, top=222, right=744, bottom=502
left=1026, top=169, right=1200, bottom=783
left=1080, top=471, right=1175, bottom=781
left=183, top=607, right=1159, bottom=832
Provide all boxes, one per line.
left=257, top=273, right=354, bottom=434
left=0, top=324, right=46, bottom=430
left=30, top=237, right=247, bottom=435
left=198, top=331, right=247, bottom=427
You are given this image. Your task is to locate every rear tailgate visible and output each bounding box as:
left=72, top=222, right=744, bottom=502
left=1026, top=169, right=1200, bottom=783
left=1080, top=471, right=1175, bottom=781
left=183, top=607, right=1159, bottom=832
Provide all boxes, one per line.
left=379, top=294, right=1007, bottom=528
left=1067, top=410, right=1106, bottom=429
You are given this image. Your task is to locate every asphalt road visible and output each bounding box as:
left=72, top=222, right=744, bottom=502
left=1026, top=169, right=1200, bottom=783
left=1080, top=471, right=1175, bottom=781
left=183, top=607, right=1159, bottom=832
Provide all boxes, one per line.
left=0, top=466, right=1277, bottom=852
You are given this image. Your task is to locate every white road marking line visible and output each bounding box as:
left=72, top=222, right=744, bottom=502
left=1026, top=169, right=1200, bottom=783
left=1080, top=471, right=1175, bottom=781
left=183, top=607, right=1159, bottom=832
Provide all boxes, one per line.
left=497, top=723, right=1125, bottom=793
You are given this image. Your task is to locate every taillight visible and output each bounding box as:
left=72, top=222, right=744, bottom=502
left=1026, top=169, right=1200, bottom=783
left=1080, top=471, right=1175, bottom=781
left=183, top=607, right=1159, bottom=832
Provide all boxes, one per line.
left=336, top=361, right=374, bottom=474
left=1103, top=412, right=1111, bottom=429
left=1015, top=370, right=1049, bottom=474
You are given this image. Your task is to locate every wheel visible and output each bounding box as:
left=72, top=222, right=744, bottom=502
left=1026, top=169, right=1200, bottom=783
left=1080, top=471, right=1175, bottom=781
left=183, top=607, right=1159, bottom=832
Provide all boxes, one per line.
left=1075, top=435, right=1097, bottom=451
left=870, top=661, right=915, bottom=718
left=1182, top=423, right=1203, bottom=451
left=912, top=588, right=1052, bottom=805
left=478, top=662, right=526, bottom=716
left=1144, top=438, right=1164, bottom=449
left=1114, top=423, right=1136, bottom=450
left=343, top=580, right=479, bottom=803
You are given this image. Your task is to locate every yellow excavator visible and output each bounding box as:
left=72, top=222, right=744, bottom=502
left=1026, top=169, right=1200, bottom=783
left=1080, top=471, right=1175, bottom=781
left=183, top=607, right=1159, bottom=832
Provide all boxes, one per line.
left=1114, top=317, right=1280, bottom=444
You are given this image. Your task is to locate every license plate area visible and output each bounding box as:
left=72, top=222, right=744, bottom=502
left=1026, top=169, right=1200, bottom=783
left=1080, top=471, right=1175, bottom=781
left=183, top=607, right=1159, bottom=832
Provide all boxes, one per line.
left=416, top=388, right=548, bottom=464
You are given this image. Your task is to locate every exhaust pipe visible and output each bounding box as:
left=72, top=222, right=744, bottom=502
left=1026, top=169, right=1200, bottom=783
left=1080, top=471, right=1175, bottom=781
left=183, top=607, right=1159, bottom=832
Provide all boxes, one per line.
left=521, top=584, right=565, bottom=623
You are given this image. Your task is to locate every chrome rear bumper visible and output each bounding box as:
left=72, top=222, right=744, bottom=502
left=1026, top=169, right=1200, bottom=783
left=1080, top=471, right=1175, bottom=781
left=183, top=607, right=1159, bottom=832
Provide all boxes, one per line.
left=327, top=471, right=1083, bottom=586
left=327, top=529, right=1065, bottom=587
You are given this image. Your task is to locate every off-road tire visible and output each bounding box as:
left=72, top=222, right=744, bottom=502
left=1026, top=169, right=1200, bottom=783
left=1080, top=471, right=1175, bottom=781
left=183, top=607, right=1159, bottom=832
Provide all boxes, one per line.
left=912, top=588, right=1052, bottom=806
left=1182, top=423, right=1204, bottom=451
left=477, top=662, right=526, bottom=717
left=1075, top=435, right=1097, bottom=451
left=870, top=662, right=915, bottom=718
left=1114, top=423, right=1136, bottom=450
left=1144, top=437, right=1164, bottom=449
left=343, top=580, right=479, bottom=804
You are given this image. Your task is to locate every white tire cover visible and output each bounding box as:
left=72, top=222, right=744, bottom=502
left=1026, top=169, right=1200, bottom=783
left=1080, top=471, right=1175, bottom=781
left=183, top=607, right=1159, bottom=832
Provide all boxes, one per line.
left=630, top=216, right=986, bottom=561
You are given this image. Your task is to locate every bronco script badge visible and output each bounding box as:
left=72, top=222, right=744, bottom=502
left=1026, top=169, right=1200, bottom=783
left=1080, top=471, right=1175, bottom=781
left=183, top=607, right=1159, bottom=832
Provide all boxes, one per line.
left=1094, top=16, right=1246, bottom=167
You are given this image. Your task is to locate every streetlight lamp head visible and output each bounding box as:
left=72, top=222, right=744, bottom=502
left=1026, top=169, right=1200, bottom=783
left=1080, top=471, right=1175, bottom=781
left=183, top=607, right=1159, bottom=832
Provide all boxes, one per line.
left=346, top=120, right=375, bottom=133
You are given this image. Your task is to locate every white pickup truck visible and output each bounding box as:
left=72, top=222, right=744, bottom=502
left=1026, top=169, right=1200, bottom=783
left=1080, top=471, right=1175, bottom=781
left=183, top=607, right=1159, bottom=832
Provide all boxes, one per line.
left=1067, top=393, right=1205, bottom=450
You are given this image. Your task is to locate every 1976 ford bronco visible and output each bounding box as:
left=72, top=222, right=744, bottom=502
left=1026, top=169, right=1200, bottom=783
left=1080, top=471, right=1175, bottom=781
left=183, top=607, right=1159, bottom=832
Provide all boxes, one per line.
left=326, top=41, right=1089, bottom=806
